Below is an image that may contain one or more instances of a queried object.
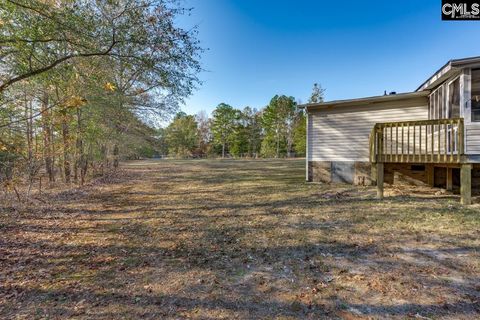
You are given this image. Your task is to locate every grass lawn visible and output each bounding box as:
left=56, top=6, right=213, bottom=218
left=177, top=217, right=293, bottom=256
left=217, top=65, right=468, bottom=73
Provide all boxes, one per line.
left=1, top=159, right=479, bottom=319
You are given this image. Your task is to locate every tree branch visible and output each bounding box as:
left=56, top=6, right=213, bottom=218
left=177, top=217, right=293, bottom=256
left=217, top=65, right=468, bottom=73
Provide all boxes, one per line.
left=0, top=34, right=117, bottom=93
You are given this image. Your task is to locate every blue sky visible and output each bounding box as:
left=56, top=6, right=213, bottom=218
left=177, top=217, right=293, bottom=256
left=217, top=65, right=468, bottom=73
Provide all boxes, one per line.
left=178, top=0, right=480, bottom=116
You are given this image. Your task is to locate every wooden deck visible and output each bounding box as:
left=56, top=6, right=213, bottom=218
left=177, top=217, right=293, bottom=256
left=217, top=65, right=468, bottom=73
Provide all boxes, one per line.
left=369, top=118, right=472, bottom=205
left=369, top=118, right=464, bottom=164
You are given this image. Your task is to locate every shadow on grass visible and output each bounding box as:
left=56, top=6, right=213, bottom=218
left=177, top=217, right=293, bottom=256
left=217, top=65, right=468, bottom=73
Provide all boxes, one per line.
left=2, top=159, right=479, bottom=318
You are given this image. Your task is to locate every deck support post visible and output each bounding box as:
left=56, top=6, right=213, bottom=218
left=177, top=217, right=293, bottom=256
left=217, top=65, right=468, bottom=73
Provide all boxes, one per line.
left=371, top=163, right=377, bottom=185
left=446, top=167, right=453, bottom=191
left=460, top=164, right=472, bottom=205
left=426, top=165, right=434, bottom=187
left=376, top=163, right=384, bottom=200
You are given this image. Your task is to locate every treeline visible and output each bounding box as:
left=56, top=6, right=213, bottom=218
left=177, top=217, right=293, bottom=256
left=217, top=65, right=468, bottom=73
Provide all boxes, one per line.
left=0, top=0, right=201, bottom=194
left=160, top=84, right=325, bottom=159
left=160, top=96, right=302, bottom=158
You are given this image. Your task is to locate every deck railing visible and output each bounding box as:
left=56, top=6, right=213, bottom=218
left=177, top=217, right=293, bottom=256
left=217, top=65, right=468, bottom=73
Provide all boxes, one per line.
left=369, top=118, right=464, bottom=164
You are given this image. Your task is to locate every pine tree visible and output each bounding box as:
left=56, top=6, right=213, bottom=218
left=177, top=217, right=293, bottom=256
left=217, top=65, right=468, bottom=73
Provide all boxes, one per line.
left=309, top=83, right=326, bottom=103
left=211, top=104, right=238, bottom=158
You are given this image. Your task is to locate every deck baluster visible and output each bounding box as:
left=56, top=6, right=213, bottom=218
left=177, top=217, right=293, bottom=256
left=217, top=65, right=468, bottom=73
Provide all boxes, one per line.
left=430, top=123, right=435, bottom=162
left=395, top=125, right=399, bottom=162
left=450, top=120, right=454, bottom=163
left=390, top=125, right=393, bottom=162
left=437, top=123, right=441, bottom=162
left=444, top=122, right=448, bottom=163
left=419, top=124, right=422, bottom=162
left=426, top=125, right=429, bottom=162
left=407, top=123, right=410, bottom=161
left=413, top=124, right=416, bottom=162
left=401, top=123, right=404, bottom=163
left=369, top=118, right=463, bottom=165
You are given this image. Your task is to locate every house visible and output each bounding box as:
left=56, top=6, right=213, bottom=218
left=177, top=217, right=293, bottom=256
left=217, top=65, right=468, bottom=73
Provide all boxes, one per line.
left=303, top=56, right=480, bottom=204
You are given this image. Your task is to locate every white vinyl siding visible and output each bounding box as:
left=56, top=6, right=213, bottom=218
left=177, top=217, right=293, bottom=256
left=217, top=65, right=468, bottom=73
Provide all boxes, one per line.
left=307, top=99, right=428, bottom=162
left=466, top=123, right=480, bottom=154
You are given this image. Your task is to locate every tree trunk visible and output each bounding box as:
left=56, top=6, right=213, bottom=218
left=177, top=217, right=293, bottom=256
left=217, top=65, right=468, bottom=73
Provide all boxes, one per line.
left=41, top=91, right=54, bottom=183
left=73, top=157, right=78, bottom=183
left=25, top=94, right=34, bottom=196
left=80, top=143, right=90, bottom=184
left=222, top=141, right=225, bottom=158
left=80, top=148, right=87, bottom=186
left=50, top=123, right=56, bottom=181
left=276, top=134, right=280, bottom=159
left=62, top=120, right=71, bottom=183
left=113, top=144, right=119, bottom=169
left=75, top=108, right=85, bottom=185
left=100, top=144, right=107, bottom=175
left=287, top=135, right=293, bottom=158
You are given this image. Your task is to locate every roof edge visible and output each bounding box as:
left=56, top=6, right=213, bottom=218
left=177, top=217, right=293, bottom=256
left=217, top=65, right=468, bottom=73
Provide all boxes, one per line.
left=301, top=91, right=430, bottom=112
left=415, top=60, right=453, bottom=92
left=416, top=55, right=480, bottom=91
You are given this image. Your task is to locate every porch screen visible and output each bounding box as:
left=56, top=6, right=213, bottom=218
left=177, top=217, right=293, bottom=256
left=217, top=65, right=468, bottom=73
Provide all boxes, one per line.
left=429, top=83, right=447, bottom=120
left=448, top=78, right=460, bottom=119
left=472, top=69, right=480, bottom=122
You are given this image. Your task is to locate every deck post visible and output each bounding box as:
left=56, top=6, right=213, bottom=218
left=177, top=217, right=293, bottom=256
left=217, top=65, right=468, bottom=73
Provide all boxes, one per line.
left=371, top=162, right=377, bottom=185
left=376, top=163, right=384, bottom=199
left=460, top=164, right=472, bottom=205
left=426, top=165, right=434, bottom=187
left=446, top=167, right=453, bottom=191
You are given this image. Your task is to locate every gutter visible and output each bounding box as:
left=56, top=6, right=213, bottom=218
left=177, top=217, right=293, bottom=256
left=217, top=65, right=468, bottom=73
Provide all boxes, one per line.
left=300, top=91, right=430, bottom=113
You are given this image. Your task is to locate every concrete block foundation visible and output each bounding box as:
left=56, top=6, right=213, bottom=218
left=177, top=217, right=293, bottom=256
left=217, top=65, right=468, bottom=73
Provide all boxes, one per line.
left=308, top=161, right=434, bottom=186
left=307, top=161, right=480, bottom=198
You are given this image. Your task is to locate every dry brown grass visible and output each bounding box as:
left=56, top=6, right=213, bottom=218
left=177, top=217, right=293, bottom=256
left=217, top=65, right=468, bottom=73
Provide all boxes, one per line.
left=1, top=159, right=479, bottom=319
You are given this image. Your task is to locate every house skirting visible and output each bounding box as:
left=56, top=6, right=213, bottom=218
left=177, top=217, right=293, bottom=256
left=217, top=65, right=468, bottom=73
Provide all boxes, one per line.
left=307, top=161, right=437, bottom=186
left=308, top=161, right=480, bottom=190
left=307, top=161, right=374, bottom=185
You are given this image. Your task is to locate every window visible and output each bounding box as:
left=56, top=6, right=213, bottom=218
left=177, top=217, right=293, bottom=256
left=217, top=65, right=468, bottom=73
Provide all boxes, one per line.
left=448, top=78, right=460, bottom=119
left=472, top=69, right=480, bottom=122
